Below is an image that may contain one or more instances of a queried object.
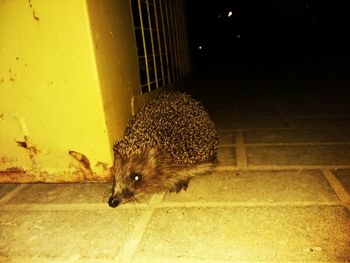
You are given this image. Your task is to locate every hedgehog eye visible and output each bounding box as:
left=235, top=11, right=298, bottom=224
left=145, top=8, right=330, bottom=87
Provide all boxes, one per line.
left=130, top=172, right=142, bottom=184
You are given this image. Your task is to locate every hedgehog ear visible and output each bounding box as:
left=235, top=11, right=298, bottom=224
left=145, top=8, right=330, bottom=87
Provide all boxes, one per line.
left=147, top=147, right=158, bottom=168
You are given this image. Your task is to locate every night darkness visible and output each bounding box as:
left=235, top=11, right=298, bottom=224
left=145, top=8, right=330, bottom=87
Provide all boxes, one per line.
left=186, top=0, right=350, bottom=72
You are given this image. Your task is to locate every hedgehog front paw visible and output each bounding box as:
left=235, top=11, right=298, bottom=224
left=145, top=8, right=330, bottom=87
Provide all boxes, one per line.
left=170, top=179, right=189, bottom=193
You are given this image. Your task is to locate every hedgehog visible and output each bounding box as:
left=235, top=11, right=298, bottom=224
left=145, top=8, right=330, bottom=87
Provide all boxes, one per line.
left=108, top=91, right=218, bottom=208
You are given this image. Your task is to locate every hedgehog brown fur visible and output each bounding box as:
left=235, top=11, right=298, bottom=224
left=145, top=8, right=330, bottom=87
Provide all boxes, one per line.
left=108, top=91, right=218, bottom=207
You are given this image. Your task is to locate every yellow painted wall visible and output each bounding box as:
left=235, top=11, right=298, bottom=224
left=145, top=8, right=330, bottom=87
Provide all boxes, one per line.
left=0, top=0, right=140, bottom=182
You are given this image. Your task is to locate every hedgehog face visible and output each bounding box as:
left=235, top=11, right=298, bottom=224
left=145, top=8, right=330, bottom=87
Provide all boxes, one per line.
left=108, top=148, right=159, bottom=208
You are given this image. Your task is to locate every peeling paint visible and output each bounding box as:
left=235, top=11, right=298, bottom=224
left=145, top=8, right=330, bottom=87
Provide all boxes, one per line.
left=0, top=156, right=20, bottom=168
left=68, top=150, right=93, bottom=180
left=1, top=111, right=112, bottom=182
left=15, top=135, right=39, bottom=169
left=16, top=140, right=28, bottom=149
left=95, top=161, right=108, bottom=171
left=28, top=0, right=40, bottom=22
left=68, top=151, right=91, bottom=171
left=16, top=137, right=39, bottom=155
left=95, top=161, right=113, bottom=181
left=3, top=167, right=25, bottom=172
left=18, top=116, right=29, bottom=136
left=68, top=151, right=113, bottom=182
left=0, top=170, right=27, bottom=182
left=0, top=169, right=110, bottom=183
left=1, top=113, right=41, bottom=172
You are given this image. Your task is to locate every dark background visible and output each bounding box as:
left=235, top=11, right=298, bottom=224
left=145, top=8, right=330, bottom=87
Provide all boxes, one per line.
left=186, top=0, right=350, bottom=73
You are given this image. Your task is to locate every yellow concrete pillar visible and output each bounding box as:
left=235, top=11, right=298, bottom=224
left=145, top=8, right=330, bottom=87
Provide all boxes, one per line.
left=0, top=0, right=140, bottom=182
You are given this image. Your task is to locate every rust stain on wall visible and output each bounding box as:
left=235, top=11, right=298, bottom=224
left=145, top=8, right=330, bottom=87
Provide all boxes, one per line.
left=68, top=150, right=112, bottom=182
left=69, top=150, right=92, bottom=171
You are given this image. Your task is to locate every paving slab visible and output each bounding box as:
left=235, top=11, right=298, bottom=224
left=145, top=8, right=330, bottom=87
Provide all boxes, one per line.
left=216, top=147, right=236, bottom=166
left=0, top=255, right=114, bottom=263
left=6, top=183, right=112, bottom=204
left=217, top=131, right=235, bottom=146
left=333, top=169, right=350, bottom=195
left=0, top=209, right=142, bottom=261
left=0, top=184, right=19, bottom=199
left=247, top=145, right=350, bottom=165
left=163, top=170, right=339, bottom=203
left=132, top=206, right=350, bottom=262
left=245, top=129, right=350, bottom=143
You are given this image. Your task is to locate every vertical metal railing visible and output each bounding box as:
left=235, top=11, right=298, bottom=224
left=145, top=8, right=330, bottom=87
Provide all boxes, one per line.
left=152, top=0, right=165, bottom=87
left=158, top=0, right=171, bottom=85
left=145, top=0, right=158, bottom=90
left=136, top=0, right=150, bottom=93
left=130, top=0, right=189, bottom=94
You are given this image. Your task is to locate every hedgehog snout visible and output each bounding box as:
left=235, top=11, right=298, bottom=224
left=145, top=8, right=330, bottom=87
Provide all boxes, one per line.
left=108, top=195, right=121, bottom=208
left=108, top=188, right=135, bottom=208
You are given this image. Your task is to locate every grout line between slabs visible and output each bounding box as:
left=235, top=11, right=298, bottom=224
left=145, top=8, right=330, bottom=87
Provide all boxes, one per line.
left=0, top=200, right=342, bottom=211
left=214, top=114, right=350, bottom=121
left=0, top=203, right=124, bottom=211
left=157, top=201, right=341, bottom=208
left=116, top=192, right=165, bottom=263
left=215, top=165, right=350, bottom=171
left=0, top=255, right=105, bottom=263
left=126, top=256, right=347, bottom=263
left=290, top=114, right=350, bottom=119
left=0, top=184, right=28, bottom=205
left=0, top=256, right=80, bottom=263
left=322, top=169, right=350, bottom=211
left=235, top=130, right=247, bottom=167
left=244, top=142, right=350, bottom=147
left=212, top=105, right=350, bottom=111
left=219, top=127, right=350, bottom=132
left=218, top=144, right=236, bottom=148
